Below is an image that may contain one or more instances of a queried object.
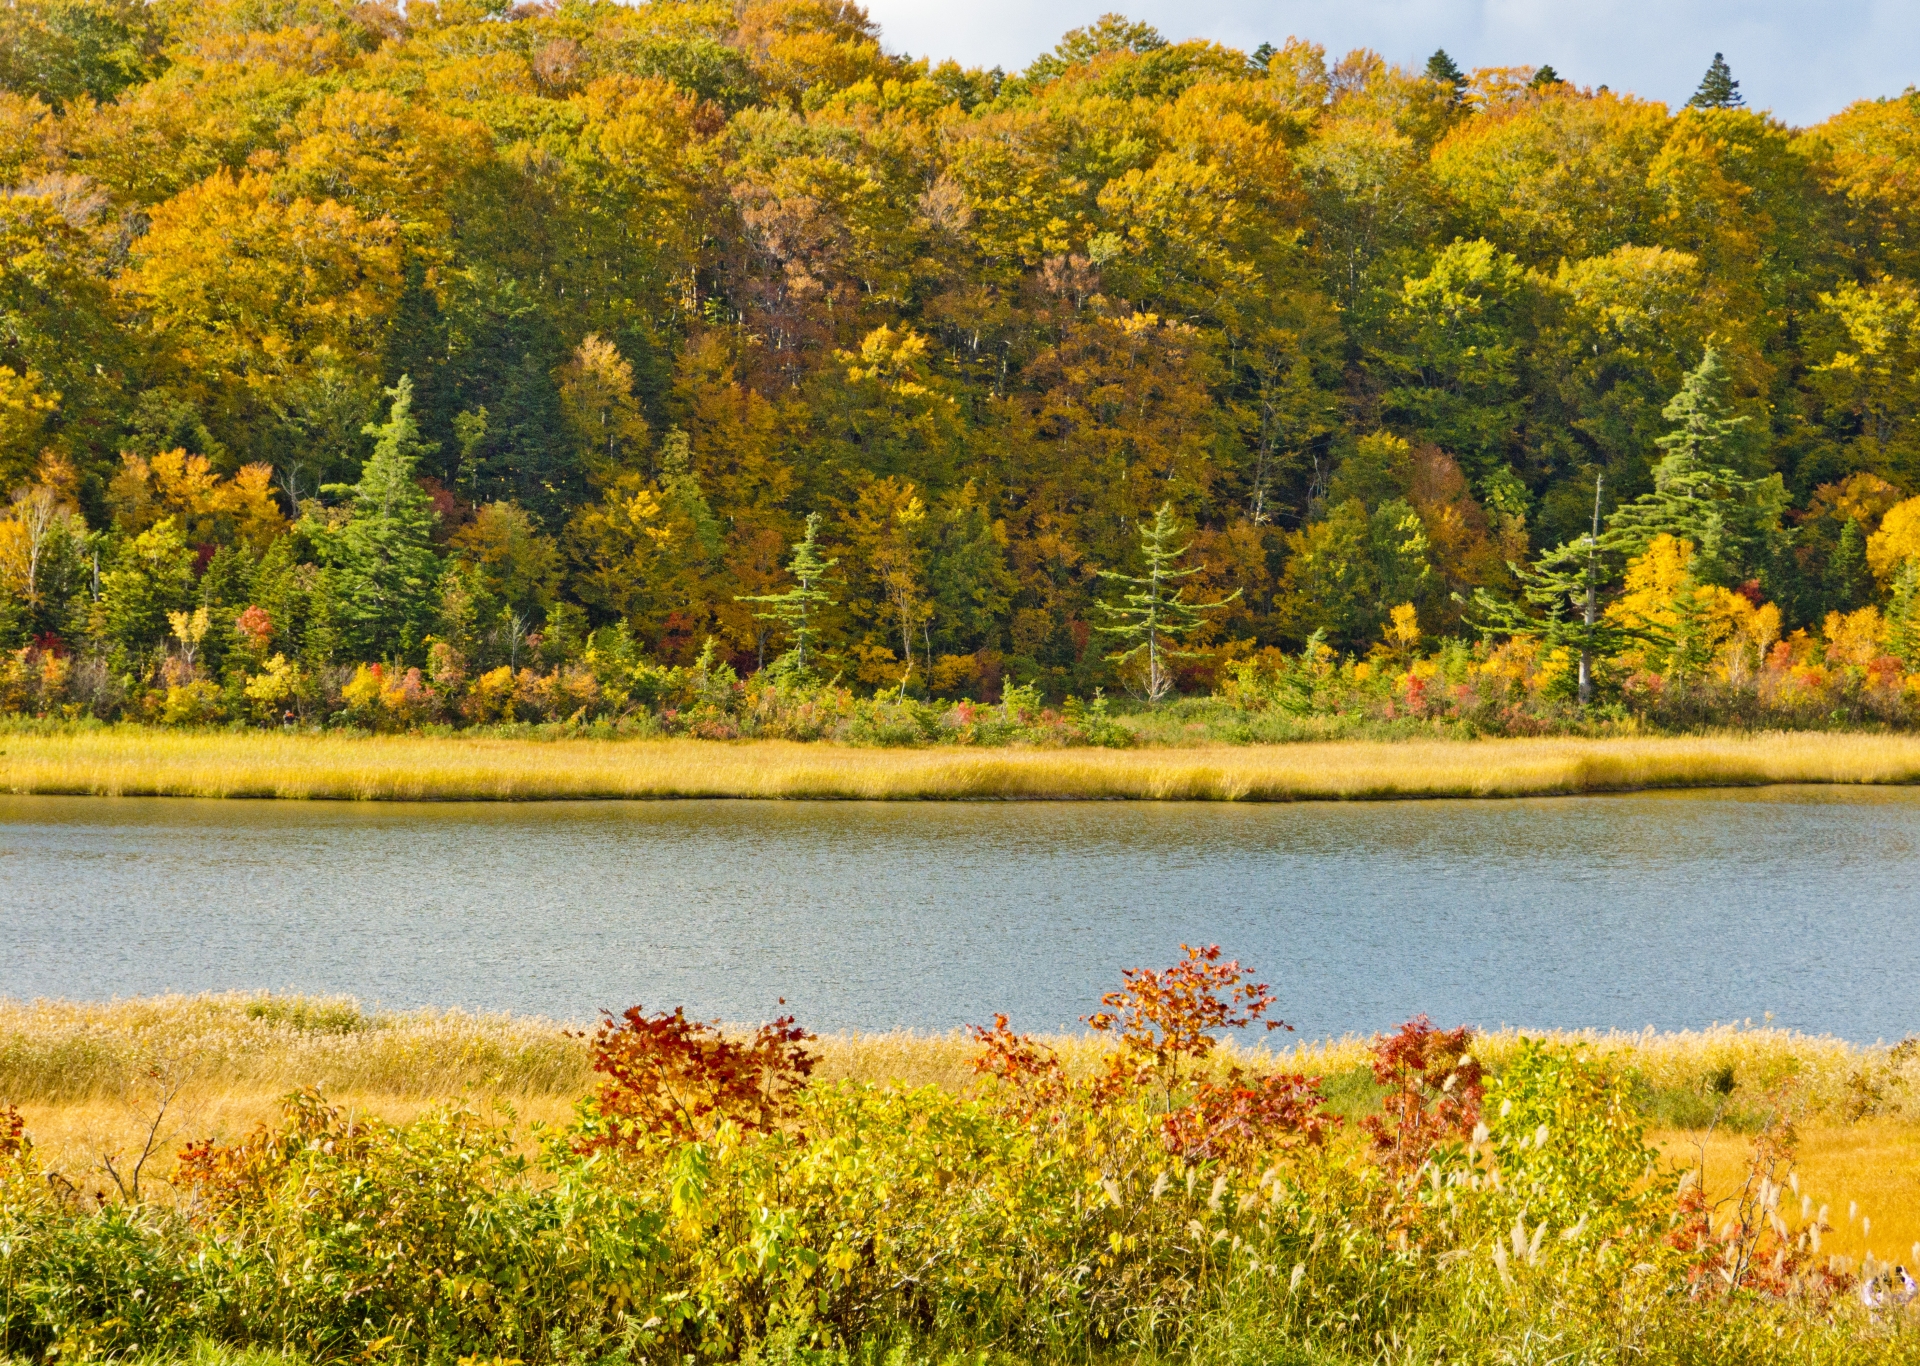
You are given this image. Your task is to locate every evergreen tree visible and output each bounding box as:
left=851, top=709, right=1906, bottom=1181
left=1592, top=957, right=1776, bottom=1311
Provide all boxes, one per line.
left=1602, top=349, right=1785, bottom=587
left=1425, top=48, right=1467, bottom=101
left=1529, top=64, right=1563, bottom=89
left=737, top=513, right=836, bottom=672
left=1096, top=503, right=1240, bottom=704
left=1471, top=475, right=1641, bottom=706
left=321, top=377, right=442, bottom=660
left=1688, top=53, right=1743, bottom=109
left=1887, top=562, right=1920, bottom=667
left=1824, top=517, right=1873, bottom=615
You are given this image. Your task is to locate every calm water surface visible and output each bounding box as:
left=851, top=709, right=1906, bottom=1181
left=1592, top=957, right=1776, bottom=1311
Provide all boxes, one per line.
left=1, top=789, right=1913, bottom=1039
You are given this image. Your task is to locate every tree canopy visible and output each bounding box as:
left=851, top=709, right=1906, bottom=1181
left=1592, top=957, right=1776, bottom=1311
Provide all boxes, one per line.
left=0, top=1, right=1917, bottom=711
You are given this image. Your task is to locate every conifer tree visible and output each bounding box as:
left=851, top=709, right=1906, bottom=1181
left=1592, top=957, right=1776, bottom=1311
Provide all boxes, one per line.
left=1529, top=64, right=1563, bottom=89
left=1425, top=49, right=1466, bottom=101
left=1602, top=349, right=1785, bottom=587
left=322, top=377, right=441, bottom=659
left=1096, top=503, right=1240, bottom=704
left=1471, top=475, right=1639, bottom=706
left=737, top=512, right=836, bottom=672
left=1687, top=53, right=1743, bottom=109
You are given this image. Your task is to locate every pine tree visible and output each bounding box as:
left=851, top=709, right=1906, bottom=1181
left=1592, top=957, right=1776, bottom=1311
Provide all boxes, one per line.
left=1425, top=49, right=1466, bottom=101
left=1601, top=348, right=1784, bottom=587
left=1824, top=517, right=1872, bottom=615
left=1471, top=475, right=1640, bottom=706
left=1529, top=64, right=1563, bottom=89
left=322, top=376, right=442, bottom=660
left=1096, top=502, right=1240, bottom=704
left=1688, top=53, right=1743, bottom=109
left=737, top=512, right=836, bottom=672
left=1887, top=562, right=1920, bottom=667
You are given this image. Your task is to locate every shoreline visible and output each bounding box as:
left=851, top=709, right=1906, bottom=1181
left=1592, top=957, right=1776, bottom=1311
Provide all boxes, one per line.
left=4, top=728, right=1920, bottom=801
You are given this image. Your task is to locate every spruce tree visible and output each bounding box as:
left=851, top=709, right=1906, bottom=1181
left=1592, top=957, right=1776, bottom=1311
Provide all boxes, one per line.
left=1824, top=518, right=1872, bottom=615
left=1096, top=502, right=1240, bottom=704
left=323, top=376, right=442, bottom=660
left=1425, top=49, right=1466, bottom=101
left=1601, top=348, right=1784, bottom=587
left=1471, top=475, right=1640, bottom=706
left=737, top=512, right=836, bottom=672
left=1688, top=53, right=1743, bottom=109
left=1529, top=64, right=1562, bottom=89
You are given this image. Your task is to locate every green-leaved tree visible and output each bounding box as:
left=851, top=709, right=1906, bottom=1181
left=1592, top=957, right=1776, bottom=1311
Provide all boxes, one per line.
left=1602, top=348, right=1785, bottom=588
left=737, top=512, right=837, bottom=672
left=1097, top=503, right=1240, bottom=704
left=1471, top=475, right=1641, bottom=705
left=1687, top=53, right=1744, bottom=109
left=319, top=377, right=441, bottom=660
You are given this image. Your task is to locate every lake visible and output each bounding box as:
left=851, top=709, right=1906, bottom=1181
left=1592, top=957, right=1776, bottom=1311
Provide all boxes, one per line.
left=2, top=787, right=1913, bottom=1040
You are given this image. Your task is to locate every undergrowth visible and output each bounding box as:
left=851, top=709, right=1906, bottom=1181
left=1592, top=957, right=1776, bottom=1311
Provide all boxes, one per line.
left=2, top=961, right=1917, bottom=1364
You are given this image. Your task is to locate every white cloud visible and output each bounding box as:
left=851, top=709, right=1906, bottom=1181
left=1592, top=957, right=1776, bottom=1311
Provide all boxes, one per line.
left=860, top=0, right=1919, bottom=126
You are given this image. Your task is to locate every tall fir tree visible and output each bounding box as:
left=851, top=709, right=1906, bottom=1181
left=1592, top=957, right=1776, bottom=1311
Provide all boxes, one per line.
left=1471, top=476, right=1641, bottom=706
left=1425, top=48, right=1467, bottom=101
left=322, top=377, right=442, bottom=661
left=737, top=512, right=836, bottom=672
left=1688, top=53, right=1744, bottom=109
left=1096, top=503, right=1240, bottom=704
left=1602, top=349, right=1785, bottom=588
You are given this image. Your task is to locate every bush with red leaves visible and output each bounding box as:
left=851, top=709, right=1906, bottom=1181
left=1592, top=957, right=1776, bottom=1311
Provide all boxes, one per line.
left=0, top=1104, right=27, bottom=1166
left=1363, top=1015, right=1484, bottom=1172
left=1160, top=1072, right=1333, bottom=1162
left=966, top=1012, right=1068, bottom=1119
left=971, top=945, right=1332, bottom=1165
left=578, top=1003, right=816, bottom=1150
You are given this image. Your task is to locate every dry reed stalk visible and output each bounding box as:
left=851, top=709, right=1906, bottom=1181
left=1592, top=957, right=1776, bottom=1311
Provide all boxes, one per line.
left=4, top=997, right=1909, bottom=1120
left=6, top=730, right=1920, bottom=801
left=1659, top=1119, right=1920, bottom=1264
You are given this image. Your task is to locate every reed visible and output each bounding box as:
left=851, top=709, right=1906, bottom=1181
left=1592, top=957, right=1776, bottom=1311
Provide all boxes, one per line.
left=6, top=996, right=1916, bottom=1258
left=7, top=727, right=1920, bottom=800
left=2, top=994, right=1907, bottom=1115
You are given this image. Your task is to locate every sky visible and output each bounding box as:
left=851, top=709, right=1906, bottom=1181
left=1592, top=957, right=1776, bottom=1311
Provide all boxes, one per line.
left=858, top=0, right=1918, bottom=128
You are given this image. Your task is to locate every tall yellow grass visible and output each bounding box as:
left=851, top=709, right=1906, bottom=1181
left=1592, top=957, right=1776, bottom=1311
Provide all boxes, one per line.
left=3, top=994, right=1908, bottom=1115
left=6, top=996, right=1915, bottom=1247
left=6, top=729, right=1920, bottom=800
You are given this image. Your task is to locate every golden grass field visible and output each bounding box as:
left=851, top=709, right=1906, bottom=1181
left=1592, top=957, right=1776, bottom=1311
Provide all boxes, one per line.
left=8, top=727, right=1920, bottom=800
left=6, top=995, right=1917, bottom=1263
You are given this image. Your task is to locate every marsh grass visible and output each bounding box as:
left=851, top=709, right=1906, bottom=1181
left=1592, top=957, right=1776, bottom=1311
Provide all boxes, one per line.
left=8, top=996, right=1920, bottom=1343
left=8, top=727, right=1920, bottom=800
left=4, top=995, right=1903, bottom=1112
left=6, top=996, right=1913, bottom=1160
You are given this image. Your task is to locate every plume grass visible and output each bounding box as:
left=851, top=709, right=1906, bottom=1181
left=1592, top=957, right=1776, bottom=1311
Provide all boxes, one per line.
left=6, top=996, right=1917, bottom=1258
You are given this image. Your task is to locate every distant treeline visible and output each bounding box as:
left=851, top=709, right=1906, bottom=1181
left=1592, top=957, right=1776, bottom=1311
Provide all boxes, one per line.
left=3, top=2, right=1920, bottom=719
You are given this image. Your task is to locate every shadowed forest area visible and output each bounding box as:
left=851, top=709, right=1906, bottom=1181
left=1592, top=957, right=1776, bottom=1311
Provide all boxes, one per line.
left=3, top=2, right=1920, bottom=735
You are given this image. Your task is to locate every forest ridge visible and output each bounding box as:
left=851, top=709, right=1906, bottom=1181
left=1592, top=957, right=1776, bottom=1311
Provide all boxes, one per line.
left=2, top=0, right=1920, bottom=724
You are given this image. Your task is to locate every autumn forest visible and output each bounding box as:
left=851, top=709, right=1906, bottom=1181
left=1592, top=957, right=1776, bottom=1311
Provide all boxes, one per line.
left=4, top=0, right=1920, bottom=734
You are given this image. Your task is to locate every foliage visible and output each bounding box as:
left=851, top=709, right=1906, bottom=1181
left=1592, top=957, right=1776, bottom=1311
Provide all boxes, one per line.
left=0, top=5, right=1911, bottom=738
left=575, top=1004, right=816, bottom=1148
left=0, top=955, right=1912, bottom=1364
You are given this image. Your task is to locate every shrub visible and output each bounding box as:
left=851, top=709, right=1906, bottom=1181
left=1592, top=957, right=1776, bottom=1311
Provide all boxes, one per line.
left=573, top=1005, right=816, bottom=1149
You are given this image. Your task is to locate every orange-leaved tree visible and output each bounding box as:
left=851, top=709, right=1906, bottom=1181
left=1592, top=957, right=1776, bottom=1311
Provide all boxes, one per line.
left=1362, top=1015, right=1483, bottom=1173
left=576, top=1003, right=816, bottom=1150
left=972, top=944, right=1331, bottom=1164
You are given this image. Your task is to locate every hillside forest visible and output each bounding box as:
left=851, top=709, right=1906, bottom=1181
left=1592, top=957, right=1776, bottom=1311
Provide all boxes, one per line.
left=4, top=1, right=1920, bottom=733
